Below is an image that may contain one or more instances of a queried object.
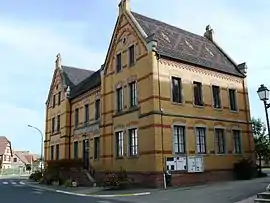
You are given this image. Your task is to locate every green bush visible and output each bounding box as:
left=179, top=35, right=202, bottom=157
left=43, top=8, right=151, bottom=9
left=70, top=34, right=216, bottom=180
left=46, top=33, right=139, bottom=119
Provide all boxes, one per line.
left=102, top=169, right=131, bottom=189
left=233, top=158, right=256, bottom=180
left=29, top=171, right=42, bottom=182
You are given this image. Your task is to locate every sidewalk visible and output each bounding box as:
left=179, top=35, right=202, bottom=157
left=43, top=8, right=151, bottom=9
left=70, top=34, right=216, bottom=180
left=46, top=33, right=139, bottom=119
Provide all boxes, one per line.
left=24, top=180, right=152, bottom=197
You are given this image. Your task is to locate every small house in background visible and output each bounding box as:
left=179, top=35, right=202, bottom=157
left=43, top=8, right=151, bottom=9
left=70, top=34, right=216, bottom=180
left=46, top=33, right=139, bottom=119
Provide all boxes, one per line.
left=0, top=136, right=13, bottom=169
left=11, top=151, right=39, bottom=173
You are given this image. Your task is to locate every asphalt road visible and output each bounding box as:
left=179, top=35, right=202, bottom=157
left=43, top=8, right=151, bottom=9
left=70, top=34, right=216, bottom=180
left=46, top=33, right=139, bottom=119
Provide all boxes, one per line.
left=0, top=178, right=128, bottom=203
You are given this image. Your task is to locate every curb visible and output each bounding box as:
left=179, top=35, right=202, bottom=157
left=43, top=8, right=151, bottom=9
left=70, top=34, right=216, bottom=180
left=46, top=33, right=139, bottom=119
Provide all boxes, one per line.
left=22, top=181, right=151, bottom=197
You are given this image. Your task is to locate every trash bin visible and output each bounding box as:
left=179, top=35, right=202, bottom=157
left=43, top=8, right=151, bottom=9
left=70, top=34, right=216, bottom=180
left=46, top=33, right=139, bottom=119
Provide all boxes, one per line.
left=165, top=170, right=172, bottom=186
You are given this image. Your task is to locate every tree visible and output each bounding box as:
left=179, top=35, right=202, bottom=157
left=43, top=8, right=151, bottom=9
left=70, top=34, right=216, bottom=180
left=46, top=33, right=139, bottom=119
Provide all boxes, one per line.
left=252, top=117, right=270, bottom=173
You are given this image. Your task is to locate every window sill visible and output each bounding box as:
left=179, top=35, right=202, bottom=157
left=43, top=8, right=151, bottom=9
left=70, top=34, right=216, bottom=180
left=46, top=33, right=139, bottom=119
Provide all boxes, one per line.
left=129, top=63, right=135, bottom=68
left=115, top=157, right=124, bottom=160
left=213, top=107, right=222, bottom=111
left=230, top=110, right=239, bottom=113
left=193, top=104, right=204, bottom=108
left=171, top=101, right=184, bottom=106
left=215, top=153, right=227, bottom=156
left=51, top=131, right=61, bottom=136
left=127, top=155, right=139, bottom=159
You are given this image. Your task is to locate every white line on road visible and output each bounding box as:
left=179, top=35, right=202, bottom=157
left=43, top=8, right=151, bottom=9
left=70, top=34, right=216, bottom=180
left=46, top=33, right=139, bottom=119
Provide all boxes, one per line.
left=2, top=182, right=8, bottom=185
left=98, top=201, right=112, bottom=203
left=11, top=182, right=17, bottom=185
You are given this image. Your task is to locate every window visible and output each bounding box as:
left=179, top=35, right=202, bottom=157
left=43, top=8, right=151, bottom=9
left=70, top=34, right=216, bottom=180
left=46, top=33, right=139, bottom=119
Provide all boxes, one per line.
left=215, top=128, right=225, bottom=154
left=229, top=89, right=237, bottom=111
left=193, top=81, right=203, bottom=106
left=172, top=77, right=182, bottom=103
left=13, top=157, right=17, bottom=162
left=58, top=92, right=61, bottom=105
left=84, top=104, right=89, bottom=123
left=116, top=87, right=123, bottom=112
left=74, top=141, right=78, bottom=159
left=52, top=117, right=55, bottom=133
left=232, top=129, right=242, bottom=154
left=95, top=99, right=100, bottom=120
left=128, top=128, right=138, bottom=156
left=53, top=95, right=56, bottom=107
left=94, top=137, right=100, bottom=159
left=173, top=126, right=186, bottom=154
left=195, top=127, right=206, bottom=154
left=57, top=115, right=60, bottom=132
left=50, top=145, right=54, bottom=160
left=75, top=108, right=79, bottom=128
left=129, top=82, right=137, bottom=107
left=116, top=53, right=122, bottom=72
left=212, top=85, right=221, bottom=108
left=56, top=144, right=60, bottom=160
left=115, top=131, right=124, bottom=158
left=129, top=45, right=135, bottom=66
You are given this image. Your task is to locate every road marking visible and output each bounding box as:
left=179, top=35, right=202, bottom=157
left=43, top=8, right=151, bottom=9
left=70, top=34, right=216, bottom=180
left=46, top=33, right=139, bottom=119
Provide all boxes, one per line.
left=19, top=181, right=25, bottom=185
left=2, top=182, right=8, bottom=185
left=11, top=182, right=17, bottom=185
left=98, top=201, right=112, bottom=203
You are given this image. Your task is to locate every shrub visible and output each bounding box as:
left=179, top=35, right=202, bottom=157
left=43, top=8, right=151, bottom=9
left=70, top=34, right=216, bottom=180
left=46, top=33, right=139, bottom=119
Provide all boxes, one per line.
left=29, top=171, right=42, bottom=182
left=46, top=159, right=84, bottom=171
left=233, top=158, right=256, bottom=180
left=103, top=173, right=120, bottom=188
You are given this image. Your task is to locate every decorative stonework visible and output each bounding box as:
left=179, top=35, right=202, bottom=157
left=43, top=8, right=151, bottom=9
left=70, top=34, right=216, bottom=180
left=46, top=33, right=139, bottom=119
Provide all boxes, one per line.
left=127, top=75, right=137, bottom=83
left=115, top=81, right=124, bottom=89
left=160, top=59, right=242, bottom=84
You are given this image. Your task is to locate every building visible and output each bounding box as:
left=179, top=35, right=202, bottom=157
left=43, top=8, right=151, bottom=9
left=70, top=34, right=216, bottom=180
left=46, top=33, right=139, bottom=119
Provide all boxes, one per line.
left=44, top=0, right=254, bottom=187
left=11, top=151, right=39, bottom=172
left=0, top=136, right=13, bottom=169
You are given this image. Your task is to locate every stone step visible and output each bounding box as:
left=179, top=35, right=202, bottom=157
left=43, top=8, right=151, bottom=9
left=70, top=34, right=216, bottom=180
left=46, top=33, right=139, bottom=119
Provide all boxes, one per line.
left=254, top=198, right=270, bottom=203
left=258, top=192, right=270, bottom=199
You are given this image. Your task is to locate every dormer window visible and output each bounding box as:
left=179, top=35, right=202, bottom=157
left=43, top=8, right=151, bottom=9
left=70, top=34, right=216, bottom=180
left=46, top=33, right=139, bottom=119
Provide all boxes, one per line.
left=116, top=53, right=122, bottom=72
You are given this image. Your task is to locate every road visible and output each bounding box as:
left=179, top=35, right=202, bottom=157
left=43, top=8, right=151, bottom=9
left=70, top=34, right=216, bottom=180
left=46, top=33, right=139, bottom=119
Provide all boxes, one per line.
left=0, top=177, right=128, bottom=203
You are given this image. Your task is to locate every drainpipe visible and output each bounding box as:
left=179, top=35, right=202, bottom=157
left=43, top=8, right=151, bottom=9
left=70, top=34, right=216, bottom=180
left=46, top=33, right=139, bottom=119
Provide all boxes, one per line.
left=156, top=52, right=166, bottom=189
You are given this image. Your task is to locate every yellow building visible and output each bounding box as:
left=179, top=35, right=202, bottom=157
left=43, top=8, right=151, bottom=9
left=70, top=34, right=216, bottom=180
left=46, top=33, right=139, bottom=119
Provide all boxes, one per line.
left=45, top=0, right=254, bottom=187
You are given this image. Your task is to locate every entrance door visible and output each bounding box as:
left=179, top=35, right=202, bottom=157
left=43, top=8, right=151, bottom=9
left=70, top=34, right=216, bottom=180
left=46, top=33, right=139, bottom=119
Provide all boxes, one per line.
left=82, top=139, right=89, bottom=169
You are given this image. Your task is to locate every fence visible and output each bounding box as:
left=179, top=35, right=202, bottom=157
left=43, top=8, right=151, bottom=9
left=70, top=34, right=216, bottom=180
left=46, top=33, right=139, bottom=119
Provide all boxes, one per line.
left=0, top=167, right=30, bottom=176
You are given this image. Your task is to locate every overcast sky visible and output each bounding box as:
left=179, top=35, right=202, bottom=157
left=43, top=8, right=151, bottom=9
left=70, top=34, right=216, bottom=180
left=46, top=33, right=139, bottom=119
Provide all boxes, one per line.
left=0, top=0, right=269, bottom=154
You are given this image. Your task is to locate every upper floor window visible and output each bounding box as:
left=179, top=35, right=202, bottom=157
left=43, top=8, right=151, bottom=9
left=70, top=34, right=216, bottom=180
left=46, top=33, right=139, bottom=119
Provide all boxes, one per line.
left=215, top=128, right=225, bottom=154
left=58, top=92, right=61, bottom=105
left=74, top=141, right=78, bottom=159
left=94, top=137, right=100, bottom=159
left=232, top=129, right=242, bottom=154
left=13, top=157, right=17, bottom=162
left=52, top=95, right=56, bottom=108
left=193, top=81, right=203, bottom=106
left=229, top=89, right=237, bottom=111
left=212, top=85, right=221, bottom=108
left=56, top=144, right=60, bottom=160
left=52, top=117, right=55, bottom=133
left=95, top=99, right=100, bottom=120
left=172, top=77, right=182, bottom=103
left=173, top=125, right=186, bottom=154
left=57, top=115, right=60, bottom=132
left=115, top=131, right=124, bottom=158
left=75, top=108, right=79, bottom=128
left=129, top=82, right=137, bottom=107
left=50, top=145, right=54, bottom=160
left=84, top=104, right=89, bottom=123
left=116, top=87, right=123, bottom=112
left=116, top=53, right=122, bottom=72
left=129, top=45, right=135, bottom=66
left=195, top=127, right=206, bottom=154
left=128, top=128, right=138, bottom=156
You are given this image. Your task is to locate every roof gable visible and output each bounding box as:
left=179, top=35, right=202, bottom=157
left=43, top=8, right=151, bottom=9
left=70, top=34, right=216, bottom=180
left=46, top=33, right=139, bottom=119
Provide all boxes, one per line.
left=131, top=12, right=244, bottom=77
left=0, top=136, right=12, bottom=155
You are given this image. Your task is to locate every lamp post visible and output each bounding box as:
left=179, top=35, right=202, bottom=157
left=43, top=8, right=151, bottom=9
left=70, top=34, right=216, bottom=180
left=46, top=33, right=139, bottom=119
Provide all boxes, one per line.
left=257, top=84, right=270, bottom=139
left=28, top=125, right=44, bottom=174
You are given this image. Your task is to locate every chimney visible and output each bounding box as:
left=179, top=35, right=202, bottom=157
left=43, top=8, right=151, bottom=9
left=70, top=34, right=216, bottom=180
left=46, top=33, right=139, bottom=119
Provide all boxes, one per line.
left=204, top=25, right=214, bottom=42
left=55, top=53, right=62, bottom=69
left=118, top=0, right=130, bottom=15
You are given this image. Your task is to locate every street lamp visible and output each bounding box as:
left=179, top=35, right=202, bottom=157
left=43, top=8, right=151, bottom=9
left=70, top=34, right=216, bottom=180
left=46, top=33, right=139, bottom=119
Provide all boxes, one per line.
left=28, top=125, right=44, bottom=174
left=257, top=84, right=270, bottom=139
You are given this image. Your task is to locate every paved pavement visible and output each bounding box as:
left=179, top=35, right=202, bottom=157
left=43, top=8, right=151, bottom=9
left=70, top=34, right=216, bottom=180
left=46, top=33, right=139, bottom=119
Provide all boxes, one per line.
left=0, top=178, right=128, bottom=203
